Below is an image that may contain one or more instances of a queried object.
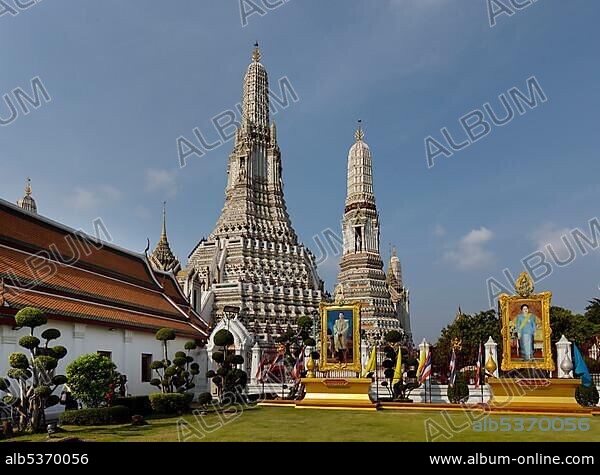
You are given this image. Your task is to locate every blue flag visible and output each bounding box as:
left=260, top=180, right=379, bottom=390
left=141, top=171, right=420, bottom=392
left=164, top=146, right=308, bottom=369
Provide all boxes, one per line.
left=573, top=344, right=592, bottom=388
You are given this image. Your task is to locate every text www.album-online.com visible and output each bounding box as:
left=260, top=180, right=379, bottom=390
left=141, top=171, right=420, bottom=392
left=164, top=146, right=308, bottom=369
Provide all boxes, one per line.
left=430, top=454, right=595, bottom=466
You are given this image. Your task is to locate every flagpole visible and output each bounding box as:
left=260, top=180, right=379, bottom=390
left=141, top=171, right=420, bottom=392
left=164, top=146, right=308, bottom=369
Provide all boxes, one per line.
left=375, top=341, right=379, bottom=403
left=480, top=343, right=484, bottom=404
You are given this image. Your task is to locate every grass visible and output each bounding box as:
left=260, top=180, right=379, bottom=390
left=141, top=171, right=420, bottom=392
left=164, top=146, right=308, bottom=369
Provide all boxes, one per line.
left=9, top=406, right=600, bottom=442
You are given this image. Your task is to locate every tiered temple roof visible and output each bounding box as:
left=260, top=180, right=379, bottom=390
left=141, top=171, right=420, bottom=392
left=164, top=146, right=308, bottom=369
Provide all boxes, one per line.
left=0, top=198, right=207, bottom=340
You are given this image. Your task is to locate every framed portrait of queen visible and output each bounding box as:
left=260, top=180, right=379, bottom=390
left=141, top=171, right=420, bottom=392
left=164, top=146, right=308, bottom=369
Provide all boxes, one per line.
left=499, top=272, right=554, bottom=371
left=319, top=302, right=361, bottom=373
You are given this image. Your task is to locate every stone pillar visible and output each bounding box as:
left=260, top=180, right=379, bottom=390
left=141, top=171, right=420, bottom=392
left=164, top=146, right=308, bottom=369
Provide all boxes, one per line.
left=556, top=335, right=573, bottom=378
left=484, top=336, right=499, bottom=377
left=250, top=342, right=261, bottom=385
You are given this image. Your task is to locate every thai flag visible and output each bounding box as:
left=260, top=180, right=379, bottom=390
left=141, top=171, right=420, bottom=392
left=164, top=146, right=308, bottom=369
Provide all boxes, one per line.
left=475, top=343, right=482, bottom=388
left=264, top=353, right=286, bottom=383
left=255, top=353, right=270, bottom=383
left=291, top=347, right=305, bottom=381
left=419, top=349, right=432, bottom=384
left=449, top=349, right=457, bottom=386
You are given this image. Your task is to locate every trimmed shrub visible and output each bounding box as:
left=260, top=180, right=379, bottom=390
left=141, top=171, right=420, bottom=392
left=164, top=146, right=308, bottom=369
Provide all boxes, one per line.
left=184, top=341, right=197, bottom=351
left=9, top=353, right=29, bottom=369
left=59, top=405, right=130, bottom=426
left=66, top=354, right=119, bottom=408
left=385, top=330, right=403, bottom=344
left=149, top=392, right=193, bottom=414
left=41, top=328, right=61, bottom=341
left=18, top=336, right=40, bottom=351
left=155, top=328, right=176, bottom=341
left=575, top=384, right=599, bottom=407
left=447, top=377, right=470, bottom=404
left=303, top=337, right=316, bottom=347
left=14, top=307, right=47, bottom=329
left=197, top=392, right=213, bottom=408
left=213, top=329, right=234, bottom=347
left=112, top=396, right=152, bottom=415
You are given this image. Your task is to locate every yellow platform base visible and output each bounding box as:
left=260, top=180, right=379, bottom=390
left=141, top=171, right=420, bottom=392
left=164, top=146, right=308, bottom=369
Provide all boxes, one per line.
left=296, top=378, right=377, bottom=411
left=488, top=378, right=590, bottom=414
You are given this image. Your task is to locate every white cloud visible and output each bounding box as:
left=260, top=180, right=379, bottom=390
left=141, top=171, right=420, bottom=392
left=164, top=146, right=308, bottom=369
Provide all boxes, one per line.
left=531, top=223, right=574, bottom=262
left=444, top=227, right=495, bottom=270
left=433, top=224, right=446, bottom=237
left=144, top=168, right=177, bottom=196
left=70, top=185, right=122, bottom=211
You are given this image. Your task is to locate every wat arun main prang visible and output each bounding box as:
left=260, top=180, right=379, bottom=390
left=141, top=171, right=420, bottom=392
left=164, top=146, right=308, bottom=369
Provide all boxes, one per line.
left=162, top=44, right=411, bottom=350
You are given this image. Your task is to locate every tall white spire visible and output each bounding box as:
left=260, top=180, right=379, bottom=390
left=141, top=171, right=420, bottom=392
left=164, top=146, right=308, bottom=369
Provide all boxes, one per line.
left=336, top=122, right=400, bottom=337
left=346, top=120, right=375, bottom=209
left=242, top=42, right=270, bottom=133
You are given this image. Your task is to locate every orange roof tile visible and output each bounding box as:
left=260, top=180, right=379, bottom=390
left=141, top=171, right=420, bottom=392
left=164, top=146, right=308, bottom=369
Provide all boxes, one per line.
left=5, top=288, right=203, bottom=338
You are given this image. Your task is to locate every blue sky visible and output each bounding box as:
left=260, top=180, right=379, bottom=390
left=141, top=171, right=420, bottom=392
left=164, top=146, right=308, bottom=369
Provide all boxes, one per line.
left=1, top=0, right=599, bottom=342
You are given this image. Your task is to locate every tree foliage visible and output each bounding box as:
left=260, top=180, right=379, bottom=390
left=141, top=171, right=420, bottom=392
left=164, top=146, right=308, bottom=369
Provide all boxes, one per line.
left=150, top=328, right=198, bottom=394
left=66, top=353, right=119, bottom=408
left=207, top=329, right=247, bottom=401
left=0, top=307, right=67, bottom=433
left=433, top=310, right=501, bottom=372
left=585, top=298, right=600, bottom=326
left=550, top=306, right=599, bottom=350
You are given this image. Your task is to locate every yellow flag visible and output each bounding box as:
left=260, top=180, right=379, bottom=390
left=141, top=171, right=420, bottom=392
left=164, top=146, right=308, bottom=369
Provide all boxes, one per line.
left=362, top=346, right=376, bottom=377
left=392, top=348, right=403, bottom=385
left=416, top=347, right=426, bottom=378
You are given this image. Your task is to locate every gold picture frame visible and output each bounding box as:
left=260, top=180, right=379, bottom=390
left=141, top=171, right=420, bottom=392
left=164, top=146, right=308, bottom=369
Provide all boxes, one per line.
left=319, top=302, right=362, bottom=373
left=499, top=272, right=554, bottom=372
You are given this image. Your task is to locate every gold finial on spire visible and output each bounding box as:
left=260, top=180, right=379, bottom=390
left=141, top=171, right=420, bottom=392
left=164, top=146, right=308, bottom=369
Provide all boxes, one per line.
left=25, top=177, right=32, bottom=196
left=355, top=119, right=364, bottom=142
left=252, top=41, right=261, bottom=63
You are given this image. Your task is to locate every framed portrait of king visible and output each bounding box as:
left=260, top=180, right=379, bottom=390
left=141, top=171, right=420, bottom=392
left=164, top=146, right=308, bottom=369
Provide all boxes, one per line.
left=499, top=273, right=554, bottom=372
left=319, top=302, right=361, bottom=373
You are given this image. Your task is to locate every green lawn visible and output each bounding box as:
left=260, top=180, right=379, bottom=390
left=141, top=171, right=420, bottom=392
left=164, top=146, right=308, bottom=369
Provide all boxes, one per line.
left=10, top=406, right=600, bottom=442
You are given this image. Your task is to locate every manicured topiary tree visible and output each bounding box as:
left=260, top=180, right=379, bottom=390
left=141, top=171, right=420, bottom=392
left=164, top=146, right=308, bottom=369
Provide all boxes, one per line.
left=149, top=328, right=199, bottom=394
left=273, top=315, right=316, bottom=398
left=380, top=330, right=418, bottom=401
left=447, top=375, right=470, bottom=404
left=575, top=384, right=599, bottom=407
left=66, top=353, right=119, bottom=408
left=207, top=329, right=247, bottom=401
left=0, top=307, right=67, bottom=433
left=197, top=392, right=213, bottom=411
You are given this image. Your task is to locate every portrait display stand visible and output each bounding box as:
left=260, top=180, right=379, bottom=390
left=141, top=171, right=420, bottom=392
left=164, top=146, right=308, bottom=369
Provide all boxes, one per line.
left=487, top=273, right=586, bottom=414
left=297, top=303, right=377, bottom=411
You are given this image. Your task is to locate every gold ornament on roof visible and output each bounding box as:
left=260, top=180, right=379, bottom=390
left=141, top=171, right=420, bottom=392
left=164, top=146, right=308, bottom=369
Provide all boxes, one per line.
left=451, top=338, right=462, bottom=351
left=355, top=120, right=364, bottom=142
left=252, top=42, right=261, bottom=62
left=515, top=271, right=534, bottom=297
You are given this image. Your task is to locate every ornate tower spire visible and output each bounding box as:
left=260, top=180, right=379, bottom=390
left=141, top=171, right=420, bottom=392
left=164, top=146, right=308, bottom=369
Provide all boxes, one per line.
left=336, top=122, right=401, bottom=337
left=17, top=177, right=38, bottom=214
left=149, top=202, right=181, bottom=274
left=346, top=121, right=375, bottom=211
left=206, top=43, right=298, bottom=245
left=388, top=246, right=403, bottom=288
left=242, top=41, right=269, bottom=133
left=186, top=45, right=323, bottom=331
